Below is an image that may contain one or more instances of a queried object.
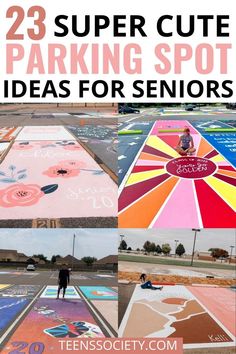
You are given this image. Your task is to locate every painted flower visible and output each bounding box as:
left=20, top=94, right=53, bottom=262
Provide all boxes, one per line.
left=0, top=184, right=44, bottom=208
left=12, top=143, right=34, bottom=150
left=59, top=160, right=87, bottom=169
left=43, top=165, right=80, bottom=178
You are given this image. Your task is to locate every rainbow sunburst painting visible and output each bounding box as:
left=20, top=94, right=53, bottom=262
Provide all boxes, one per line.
left=118, top=120, right=236, bottom=228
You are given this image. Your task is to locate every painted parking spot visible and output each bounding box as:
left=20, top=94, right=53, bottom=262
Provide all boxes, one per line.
left=118, top=122, right=154, bottom=183
left=191, top=120, right=236, bottom=168
left=222, top=120, right=236, bottom=128
left=79, top=286, right=118, bottom=300
left=1, top=298, right=105, bottom=354
left=16, top=126, right=75, bottom=141
left=0, top=127, right=21, bottom=142
left=190, top=120, right=234, bottom=134
left=40, top=286, right=80, bottom=299
left=118, top=120, right=236, bottom=228
left=201, top=134, right=236, bottom=168
left=50, top=272, right=90, bottom=280
left=151, top=269, right=212, bottom=278
left=68, top=125, right=116, bottom=141
left=188, top=286, right=236, bottom=337
left=0, top=284, right=11, bottom=290
left=67, top=125, right=117, bottom=174
left=65, top=274, right=90, bottom=280
left=0, top=143, right=10, bottom=158
left=0, top=272, right=39, bottom=276
left=92, top=300, right=118, bottom=332
left=119, top=285, right=235, bottom=349
left=0, top=297, right=30, bottom=335
left=0, top=285, right=41, bottom=298
left=0, top=133, right=117, bottom=220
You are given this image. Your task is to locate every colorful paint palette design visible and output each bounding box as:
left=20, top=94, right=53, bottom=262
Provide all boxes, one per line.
left=79, top=286, right=118, bottom=300
left=119, top=120, right=236, bottom=228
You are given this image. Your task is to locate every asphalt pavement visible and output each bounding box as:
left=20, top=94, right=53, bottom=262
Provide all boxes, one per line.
left=0, top=270, right=118, bottom=286
left=118, top=110, right=236, bottom=123
left=0, top=112, right=117, bottom=126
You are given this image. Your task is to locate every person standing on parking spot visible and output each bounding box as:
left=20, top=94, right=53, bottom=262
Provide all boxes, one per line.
left=57, top=264, right=70, bottom=299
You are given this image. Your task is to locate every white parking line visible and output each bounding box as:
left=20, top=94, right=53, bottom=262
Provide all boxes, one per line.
left=76, top=286, right=115, bottom=338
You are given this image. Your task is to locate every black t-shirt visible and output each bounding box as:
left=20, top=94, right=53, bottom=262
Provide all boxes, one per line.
left=58, top=269, right=70, bottom=285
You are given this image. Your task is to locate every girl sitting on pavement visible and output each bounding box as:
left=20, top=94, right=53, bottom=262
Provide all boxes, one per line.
left=139, top=273, right=163, bottom=290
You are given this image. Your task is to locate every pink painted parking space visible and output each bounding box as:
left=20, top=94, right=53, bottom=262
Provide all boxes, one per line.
left=0, top=127, right=117, bottom=220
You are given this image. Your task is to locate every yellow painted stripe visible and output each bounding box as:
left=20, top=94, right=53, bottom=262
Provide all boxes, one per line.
left=0, top=284, right=11, bottom=290
left=205, top=176, right=236, bottom=211
left=146, top=136, right=179, bottom=158
left=126, top=169, right=166, bottom=186
left=210, top=154, right=226, bottom=163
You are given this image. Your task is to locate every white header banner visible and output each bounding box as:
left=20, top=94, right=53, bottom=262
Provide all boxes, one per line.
left=0, top=0, right=235, bottom=102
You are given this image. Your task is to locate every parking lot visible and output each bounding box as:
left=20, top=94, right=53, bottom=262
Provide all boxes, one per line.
left=0, top=270, right=118, bottom=353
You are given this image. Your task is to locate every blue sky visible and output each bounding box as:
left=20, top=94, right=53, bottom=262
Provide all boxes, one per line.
left=0, top=229, right=118, bottom=260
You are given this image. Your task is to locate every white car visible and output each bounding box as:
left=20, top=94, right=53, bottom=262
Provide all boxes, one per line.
left=26, top=264, right=36, bottom=271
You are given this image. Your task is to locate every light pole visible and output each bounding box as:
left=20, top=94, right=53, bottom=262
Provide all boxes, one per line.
left=72, top=234, right=76, bottom=270
left=229, top=245, right=234, bottom=264
left=191, top=229, right=201, bottom=266
left=174, top=240, right=179, bottom=258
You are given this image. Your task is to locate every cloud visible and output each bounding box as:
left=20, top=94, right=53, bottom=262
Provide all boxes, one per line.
left=0, top=229, right=118, bottom=260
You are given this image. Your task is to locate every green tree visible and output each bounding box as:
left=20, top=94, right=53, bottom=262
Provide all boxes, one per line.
left=51, top=255, right=57, bottom=264
left=149, top=242, right=156, bottom=253
left=51, top=255, right=61, bottom=264
left=33, top=254, right=47, bottom=262
left=119, top=240, right=127, bottom=250
left=26, top=257, right=36, bottom=264
left=175, top=243, right=186, bottom=257
left=162, top=243, right=171, bottom=255
left=143, top=241, right=151, bottom=253
left=156, top=244, right=162, bottom=254
left=127, top=247, right=132, bottom=251
left=82, top=257, right=97, bottom=266
left=210, top=248, right=229, bottom=259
